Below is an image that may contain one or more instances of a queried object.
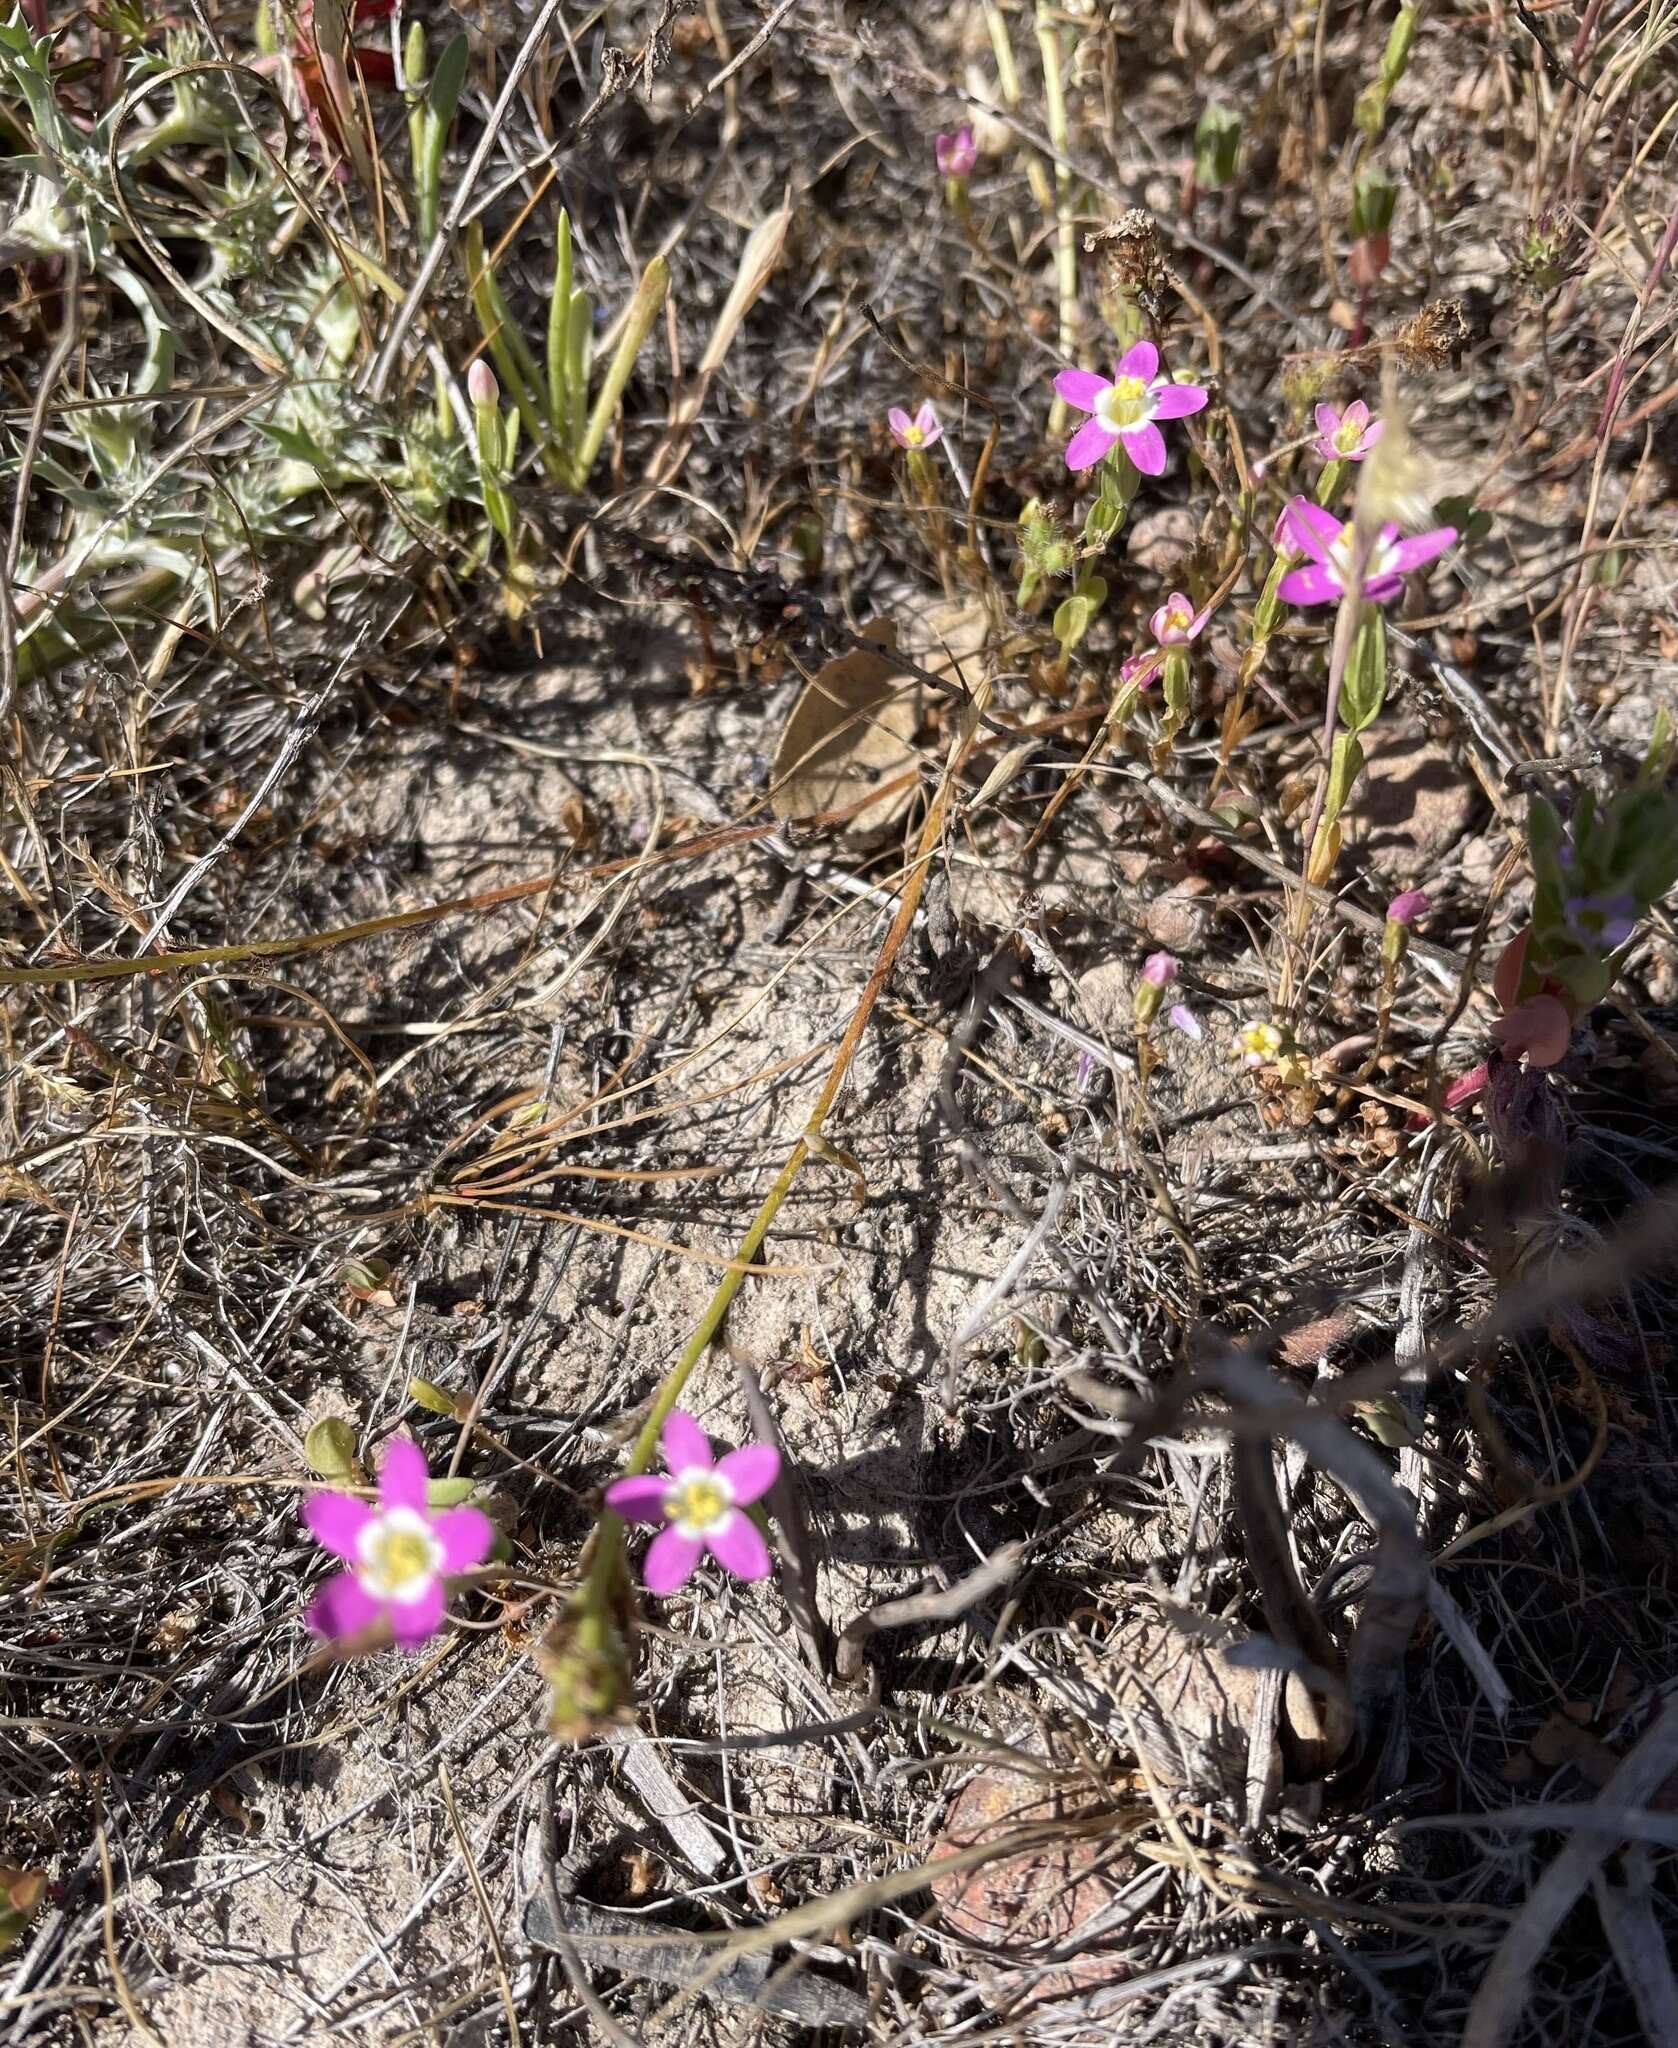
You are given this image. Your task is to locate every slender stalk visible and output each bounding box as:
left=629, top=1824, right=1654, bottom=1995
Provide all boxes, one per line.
left=1035, top=2, right=1077, bottom=435
left=983, top=0, right=1054, bottom=218
left=568, top=686, right=990, bottom=1698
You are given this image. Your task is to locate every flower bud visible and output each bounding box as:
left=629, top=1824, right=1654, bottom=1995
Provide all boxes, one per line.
left=467, top=359, right=499, bottom=409
left=1382, top=887, right=1429, bottom=965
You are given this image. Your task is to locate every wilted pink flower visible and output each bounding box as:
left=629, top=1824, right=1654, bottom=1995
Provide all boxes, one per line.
left=1313, top=400, right=1384, bottom=463
left=1276, top=498, right=1456, bottom=607
left=1148, top=591, right=1206, bottom=646
left=467, top=359, right=499, bottom=408
left=1386, top=888, right=1430, bottom=927
left=304, top=1439, right=493, bottom=1651
left=1055, top=340, right=1208, bottom=476
left=888, top=400, right=943, bottom=452
left=1142, top=950, right=1179, bottom=987
left=605, top=1410, right=779, bottom=1595
left=935, top=124, right=977, bottom=178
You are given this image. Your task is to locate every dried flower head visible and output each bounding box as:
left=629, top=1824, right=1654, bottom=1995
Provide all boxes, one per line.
left=1085, top=208, right=1169, bottom=321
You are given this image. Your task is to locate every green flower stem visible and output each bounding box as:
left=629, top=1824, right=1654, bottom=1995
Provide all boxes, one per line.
left=564, top=696, right=981, bottom=1724
left=574, top=254, right=668, bottom=488
left=464, top=223, right=567, bottom=484
left=983, top=0, right=1055, bottom=218
left=547, top=207, right=574, bottom=430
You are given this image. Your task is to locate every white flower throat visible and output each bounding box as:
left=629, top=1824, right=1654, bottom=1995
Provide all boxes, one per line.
left=1096, top=375, right=1151, bottom=431
left=357, top=1507, right=443, bottom=1603
left=663, top=1468, right=735, bottom=1538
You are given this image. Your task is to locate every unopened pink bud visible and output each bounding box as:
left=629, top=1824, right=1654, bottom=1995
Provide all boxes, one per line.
left=1142, top=951, right=1179, bottom=987
left=1386, top=889, right=1429, bottom=927
left=467, top=360, right=499, bottom=408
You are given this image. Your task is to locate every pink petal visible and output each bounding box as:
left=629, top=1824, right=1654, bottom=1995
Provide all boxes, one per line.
left=1122, top=420, right=1167, bottom=476
left=306, top=1571, right=382, bottom=1640
left=1280, top=497, right=1343, bottom=562
left=705, top=1510, right=772, bottom=1581
left=643, top=1526, right=702, bottom=1595
left=1491, top=995, right=1572, bottom=1068
left=914, top=401, right=943, bottom=445
left=1116, top=338, right=1158, bottom=384
left=434, top=1505, right=494, bottom=1573
left=1064, top=416, right=1118, bottom=471
left=887, top=407, right=911, bottom=440
left=1362, top=572, right=1404, bottom=603
left=378, top=1437, right=429, bottom=1514
left=389, top=1579, right=446, bottom=1650
left=1385, top=526, right=1456, bottom=574
left=303, top=1491, right=374, bottom=1562
left=716, top=1443, right=780, bottom=1505
left=1150, top=381, right=1207, bottom=420
left=660, top=1410, right=712, bottom=1473
left=1361, top=418, right=1386, bottom=449
left=1168, top=1003, right=1202, bottom=1040
left=604, top=1475, right=670, bottom=1523
left=1278, top=564, right=1343, bottom=606
left=1053, top=367, right=1109, bottom=413
left=1314, top=402, right=1341, bottom=439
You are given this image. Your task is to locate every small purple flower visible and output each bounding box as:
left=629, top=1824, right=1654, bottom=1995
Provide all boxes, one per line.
left=935, top=124, right=977, bottom=178
left=1055, top=340, right=1209, bottom=477
left=304, top=1439, right=494, bottom=1651
left=1148, top=591, right=1207, bottom=646
left=1142, top=950, right=1179, bottom=987
left=1564, top=889, right=1637, bottom=951
left=1276, top=498, right=1457, bottom=607
left=1386, top=888, right=1430, bottom=927
left=605, top=1410, right=780, bottom=1595
left=888, top=400, right=943, bottom=452
left=1313, top=399, right=1384, bottom=463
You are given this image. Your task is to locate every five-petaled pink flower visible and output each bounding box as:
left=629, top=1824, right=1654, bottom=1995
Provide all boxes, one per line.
left=304, top=1438, right=493, bottom=1650
left=605, top=1410, right=780, bottom=1595
left=1149, top=591, right=1207, bottom=645
left=1386, top=888, right=1430, bottom=927
left=1055, top=340, right=1208, bottom=476
left=889, top=400, right=943, bottom=452
left=936, top=125, right=977, bottom=178
left=1276, top=498, right=1456, bottom=607
left=1313, top=400, right=1384, bottom=464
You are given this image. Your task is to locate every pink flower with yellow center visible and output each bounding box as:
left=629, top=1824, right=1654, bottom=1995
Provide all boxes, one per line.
left=605, top=1410, right=780, bottom=1595
left=888, top=400, right=943, bottom=451
left=1276, top=498, right=1456, bottom=607
left=304, top=1439, right=493, bottom=1651
left=1312, top=400, right=1384, bottom=463
left=1148, top=591, right=1206, bottom=645
left=1054, top=340, right=1208, bottom=476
